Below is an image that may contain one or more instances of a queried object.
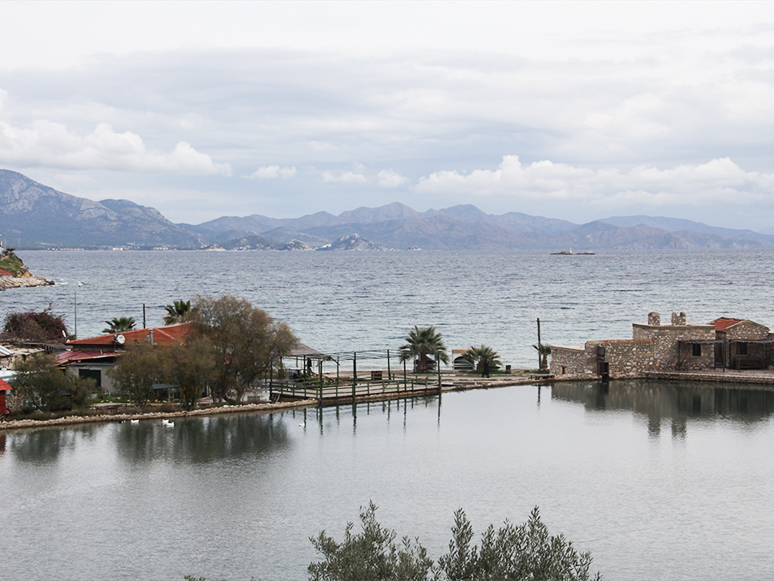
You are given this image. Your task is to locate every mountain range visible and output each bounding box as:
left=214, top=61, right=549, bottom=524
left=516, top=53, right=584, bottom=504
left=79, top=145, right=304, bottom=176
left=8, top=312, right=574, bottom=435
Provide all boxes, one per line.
left=2, top=168, right=774, bottom=251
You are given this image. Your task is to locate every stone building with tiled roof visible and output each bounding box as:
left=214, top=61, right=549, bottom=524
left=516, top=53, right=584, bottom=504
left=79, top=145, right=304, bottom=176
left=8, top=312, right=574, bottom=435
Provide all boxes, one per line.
left=550, top=312, right=774, bottom=379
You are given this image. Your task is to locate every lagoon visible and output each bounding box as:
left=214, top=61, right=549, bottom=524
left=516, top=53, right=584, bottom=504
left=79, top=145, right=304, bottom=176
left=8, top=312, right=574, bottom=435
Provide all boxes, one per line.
left=2, top=380, right=774, bottom=580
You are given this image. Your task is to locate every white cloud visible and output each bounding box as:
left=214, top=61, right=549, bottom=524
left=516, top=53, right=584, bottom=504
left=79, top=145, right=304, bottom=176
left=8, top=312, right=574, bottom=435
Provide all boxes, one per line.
left=376, top=169, right=408, bottom=188
left=322, top=170, right=367, bottom=183
left=250, top=165, right=297, bottom=179
left=0, top=117, right=231, bottom=175
left=416, top=155, right=774, bottom=209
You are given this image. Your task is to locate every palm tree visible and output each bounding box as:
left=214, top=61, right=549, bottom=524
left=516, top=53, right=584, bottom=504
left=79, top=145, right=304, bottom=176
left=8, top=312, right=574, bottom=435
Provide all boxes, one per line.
left=103, top=317, right=136, bottom=334
left=398, top=325, right=449, bottom=373
left=533, top=342, right=552, bottom=370
left=163, top=299, right=191, bottom=325
left=463, top=344, right=502, bottom=372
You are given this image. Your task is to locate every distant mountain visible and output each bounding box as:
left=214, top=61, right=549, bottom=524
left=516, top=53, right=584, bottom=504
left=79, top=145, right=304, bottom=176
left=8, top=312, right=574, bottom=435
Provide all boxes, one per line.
left=0, top=170, right=204, bottom=249
left=4, top=168, right=774, bottom=251
left=600, top=215, right=774, bottom=244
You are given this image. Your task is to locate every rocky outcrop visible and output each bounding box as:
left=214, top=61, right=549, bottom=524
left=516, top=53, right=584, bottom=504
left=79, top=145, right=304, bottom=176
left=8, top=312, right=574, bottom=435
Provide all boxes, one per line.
left=0, top=272, right=54, bottom=291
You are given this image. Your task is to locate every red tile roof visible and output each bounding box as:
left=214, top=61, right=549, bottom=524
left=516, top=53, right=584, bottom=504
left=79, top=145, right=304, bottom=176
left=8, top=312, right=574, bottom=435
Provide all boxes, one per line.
left=0, top=269, right=14, bottom=276
left=56, top=351, right=118, bottom=364
left=0, top=378, right=11, bottom=391
left=709, top=318, right=744, bottom=332
left=66, top=323, right=191, bottom=349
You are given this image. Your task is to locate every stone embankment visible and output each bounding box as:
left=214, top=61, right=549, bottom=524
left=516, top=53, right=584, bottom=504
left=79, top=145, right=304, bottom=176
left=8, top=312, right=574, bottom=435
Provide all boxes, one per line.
left=0, top=374, right=557, bottom=432
left=0, top=273, right=54, bottom=291
left=0, top=399, right=316, bottom=432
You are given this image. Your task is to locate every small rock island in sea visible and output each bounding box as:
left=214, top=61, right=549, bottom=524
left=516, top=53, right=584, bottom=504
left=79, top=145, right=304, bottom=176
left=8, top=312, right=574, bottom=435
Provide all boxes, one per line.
left=0, top=245, right=53, bottom=291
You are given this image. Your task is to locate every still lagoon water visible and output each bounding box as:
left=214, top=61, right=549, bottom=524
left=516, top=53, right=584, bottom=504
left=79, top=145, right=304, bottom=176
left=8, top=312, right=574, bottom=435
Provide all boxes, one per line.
left=2, top=382, right=774, bottom=580
left=2, top=249, right=774, bottom=579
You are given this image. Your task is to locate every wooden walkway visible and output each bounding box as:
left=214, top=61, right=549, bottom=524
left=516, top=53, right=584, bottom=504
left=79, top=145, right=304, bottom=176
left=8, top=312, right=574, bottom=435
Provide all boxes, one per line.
left=269, top=375, right=442, bottom=405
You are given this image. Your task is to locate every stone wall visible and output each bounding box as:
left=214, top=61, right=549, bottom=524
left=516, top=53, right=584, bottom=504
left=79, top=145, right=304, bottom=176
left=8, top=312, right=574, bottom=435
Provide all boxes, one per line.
left=550, top=346, right=591, bottom=377
left=725, top=320, right=770, bottom=341
left=632, top=311, right=715, bottom=371
left=588, top=339, right=655, bottom=378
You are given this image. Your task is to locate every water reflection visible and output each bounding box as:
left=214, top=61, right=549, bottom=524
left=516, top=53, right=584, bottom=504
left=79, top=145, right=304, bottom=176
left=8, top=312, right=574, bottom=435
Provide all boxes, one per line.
left=551, top=380, right=774, bottom=438
left=9, top=424, right=98, bottom=462
left=114, top=413, right=290, bottom=464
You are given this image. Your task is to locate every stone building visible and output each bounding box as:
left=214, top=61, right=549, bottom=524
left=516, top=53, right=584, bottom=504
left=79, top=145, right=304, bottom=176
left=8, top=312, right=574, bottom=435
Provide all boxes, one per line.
left=550, top=312, right=774, bottom=379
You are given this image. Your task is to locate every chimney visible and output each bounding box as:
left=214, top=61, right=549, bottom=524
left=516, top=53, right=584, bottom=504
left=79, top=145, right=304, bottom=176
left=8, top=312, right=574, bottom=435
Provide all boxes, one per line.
left=148, top=329, right=154, bottom=345
left=648, top=312, right=660, bottom=326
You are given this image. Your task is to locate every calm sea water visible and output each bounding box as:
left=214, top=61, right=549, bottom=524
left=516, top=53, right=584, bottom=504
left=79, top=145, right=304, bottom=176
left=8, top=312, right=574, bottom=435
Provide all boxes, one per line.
left=6, top=249, right=774, bottom=367
left=2, top=250, right=774, bottom=580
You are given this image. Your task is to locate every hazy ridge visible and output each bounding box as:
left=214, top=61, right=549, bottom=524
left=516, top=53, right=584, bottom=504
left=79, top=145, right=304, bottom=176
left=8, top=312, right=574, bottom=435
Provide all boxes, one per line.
left=3, top=169, right=774, bottom=251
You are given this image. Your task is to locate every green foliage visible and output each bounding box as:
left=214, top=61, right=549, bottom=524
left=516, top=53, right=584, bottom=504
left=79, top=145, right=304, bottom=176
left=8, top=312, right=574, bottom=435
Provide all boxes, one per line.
left=109, top=344, right=161, bottom=406
left=158, top=337, right=216, bottom=410
left=12, top=353, right=97, bottom=413
left=533, top=343, right=552, bottom=370
left=103, top=317, right=137, bottom=334
left=0, top=248, right=26, bottom=276
left=191, top=295, right=298, bottom=404
left=462, top=345, right=502, bottom=371
left=2, top=307, right=68, bottom=343
left=437, top=507, right=599, bottom=581
left=309, top=504, right=600, bottom=581
left=398, top=325, right=449, bottom=373
left=308, top=501, right=433, bottom=581
left=163, top=299, right=192, bottom=325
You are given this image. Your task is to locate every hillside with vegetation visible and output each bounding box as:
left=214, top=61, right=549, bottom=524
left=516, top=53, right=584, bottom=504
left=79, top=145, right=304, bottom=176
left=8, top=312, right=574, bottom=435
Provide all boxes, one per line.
left=0, top=247, right=26, bottom=276
left=0, top=247, right=52, bottom=290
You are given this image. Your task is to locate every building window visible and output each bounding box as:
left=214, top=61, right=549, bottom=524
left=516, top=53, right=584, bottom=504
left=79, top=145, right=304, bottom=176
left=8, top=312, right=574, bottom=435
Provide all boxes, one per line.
left=561, top=366, right=566, bottom=375
left=692, top=344, right=702, bottom=357
left=737, top=342, right=748, bottom=356
left=79, top=368, right=102, bottom=387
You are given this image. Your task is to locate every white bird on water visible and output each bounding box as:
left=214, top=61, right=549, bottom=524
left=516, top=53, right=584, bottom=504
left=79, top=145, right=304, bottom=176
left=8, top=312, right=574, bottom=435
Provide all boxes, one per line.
left=130, top=419, right=139, bottom=424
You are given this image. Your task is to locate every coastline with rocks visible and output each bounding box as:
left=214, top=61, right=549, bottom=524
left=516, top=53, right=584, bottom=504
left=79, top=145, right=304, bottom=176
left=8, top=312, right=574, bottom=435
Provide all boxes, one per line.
left=0, top=272, right=54, bottom=291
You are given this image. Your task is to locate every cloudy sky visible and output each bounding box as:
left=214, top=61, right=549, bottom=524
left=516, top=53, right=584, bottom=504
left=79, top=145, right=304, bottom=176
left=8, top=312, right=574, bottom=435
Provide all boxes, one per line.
left=3, top=1, right=774, bottom=230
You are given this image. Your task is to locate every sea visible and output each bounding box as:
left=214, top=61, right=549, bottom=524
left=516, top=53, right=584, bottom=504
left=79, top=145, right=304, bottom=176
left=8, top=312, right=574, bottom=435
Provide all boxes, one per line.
left=1, top=249, right=774, bottom=580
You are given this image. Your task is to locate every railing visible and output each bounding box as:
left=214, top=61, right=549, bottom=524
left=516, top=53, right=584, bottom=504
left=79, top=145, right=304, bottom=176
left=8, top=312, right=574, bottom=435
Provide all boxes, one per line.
left=269, top=374, right=437, bottom=402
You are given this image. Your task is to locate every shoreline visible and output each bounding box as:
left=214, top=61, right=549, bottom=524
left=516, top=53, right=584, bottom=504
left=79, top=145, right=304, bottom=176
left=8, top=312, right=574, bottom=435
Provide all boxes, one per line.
left=7, top=370, right=774, bottom=432
left=0, top=274, right=54, bottom=291
left=0, top=399, right=317, bottom=432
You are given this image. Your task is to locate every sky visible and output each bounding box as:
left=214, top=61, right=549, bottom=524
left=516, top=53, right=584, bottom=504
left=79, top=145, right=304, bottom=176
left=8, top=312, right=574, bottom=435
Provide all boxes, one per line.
left=2, top=1, right=774, bottom=229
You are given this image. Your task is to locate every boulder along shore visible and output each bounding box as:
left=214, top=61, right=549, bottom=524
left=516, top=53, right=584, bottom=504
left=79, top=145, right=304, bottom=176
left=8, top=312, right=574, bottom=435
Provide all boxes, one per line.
left=0, top=273, right=54, bottom=291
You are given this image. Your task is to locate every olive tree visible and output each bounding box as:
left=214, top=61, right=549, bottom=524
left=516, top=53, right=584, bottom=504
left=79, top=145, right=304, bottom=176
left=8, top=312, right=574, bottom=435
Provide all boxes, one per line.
left=309, top=502, right=433, bottom=581
left=190, top=295, right=298, bottom=404
left=309, top=504, right=601, bottom=581
left=158, top=337, right=216, bottom=410
left=12, top=353, right=96, bottom=413
left=110, top=344, right=162, bottom=406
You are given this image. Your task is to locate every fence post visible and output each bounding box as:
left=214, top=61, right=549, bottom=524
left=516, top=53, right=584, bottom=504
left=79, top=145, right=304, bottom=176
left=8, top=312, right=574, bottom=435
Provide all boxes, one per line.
left=319, top=359, right=324, bottom=403
left=403, top=359, right=407, bottom=391
left=352, top=352, right=357, bottom=402
left=387, top=349, right=391, bottom=381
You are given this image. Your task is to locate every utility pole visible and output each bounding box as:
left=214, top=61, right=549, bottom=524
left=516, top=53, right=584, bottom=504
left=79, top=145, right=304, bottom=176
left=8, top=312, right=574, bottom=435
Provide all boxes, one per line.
left=537, top=317, right=541, bottom=370
left=143, top=304, right=146, bottom=329
left=74, top=290, right=77, bottom=339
